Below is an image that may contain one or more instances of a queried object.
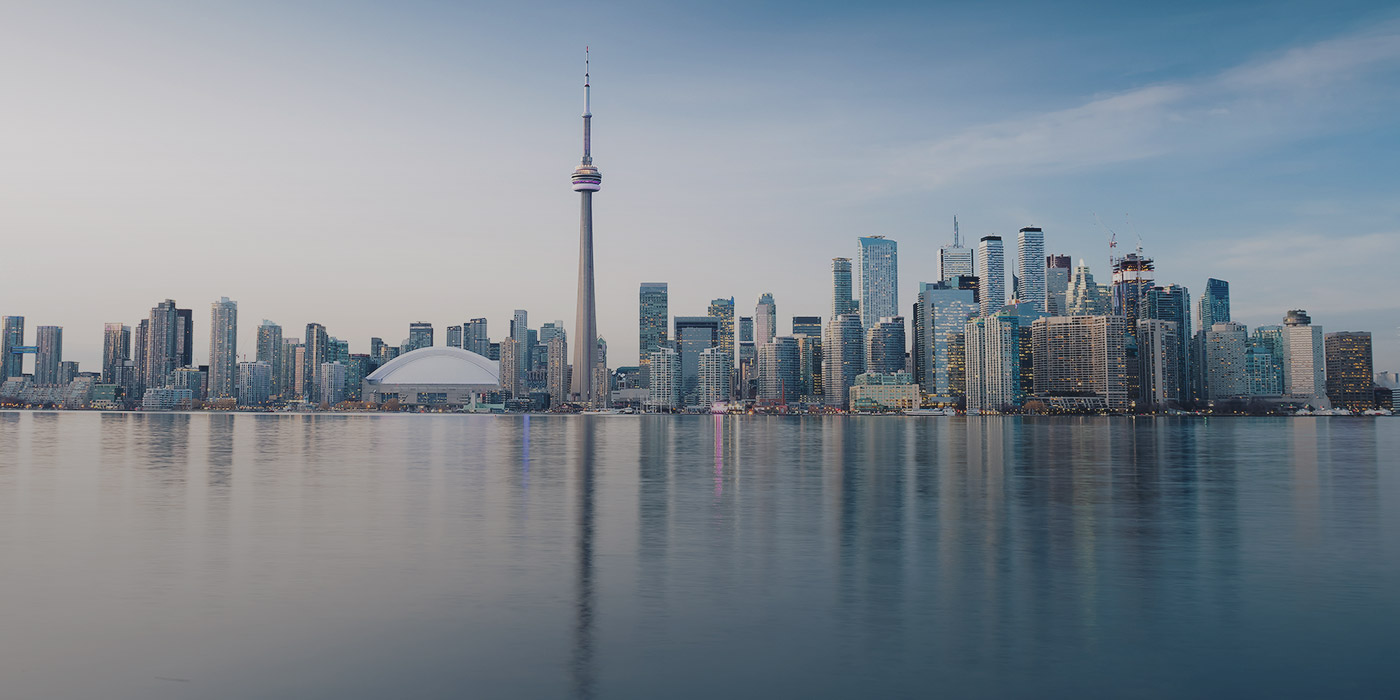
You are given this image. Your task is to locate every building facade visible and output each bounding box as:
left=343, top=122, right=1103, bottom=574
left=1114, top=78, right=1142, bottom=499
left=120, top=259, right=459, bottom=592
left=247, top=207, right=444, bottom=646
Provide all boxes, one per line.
left=976, top=236, right=1004, bottom=317
left=858, top=236, right=898, bottom=328
left=1325, top=331, right=1374, bottom=411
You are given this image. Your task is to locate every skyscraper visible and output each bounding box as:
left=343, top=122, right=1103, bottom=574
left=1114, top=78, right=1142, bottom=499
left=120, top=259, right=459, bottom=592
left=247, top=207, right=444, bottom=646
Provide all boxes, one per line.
left=1111, top=251, right=1155, bottom=329
left=446, top=325, right=463, bottom=349
left=831, top=258, right=858, bottom=320
left=865, top=316, right=906, bottom=375
left=1045, top=254, right=1072, bottom=315
left=939, top=217, right=974, bottom=282
left=102, top=323, right=131, bottom=385
left=822, top=313, right=865, bottom=408
left=547, top=334, right=569, bottom=407
left=1066, top=260, right=1109, bottom=315
left=500, top=337, right=523, bottom=398
left=281, top=338, right=302, bottom=402
left=1017, top=227, right=1046, bottom=312
left=256, top=321, right=283, bottom=398
left=754, top=293, right=777, bottom=346
left=237, top=361, right=273, bottom=407
left=698, top=346, right=732, bottom=408
left=1281, top=310, right=1327, bottom=406
left=175, top=307, right=194, bottom=369
left=1325, top=331, right=1374, bottom=411
left=708, top=297, right=735, bottom=359
left=208, top=297, right=238, bottom=399
left=965, top=313, right=1025, bottom=413
left=304, top=323, right=329, bottom=402
left=1203, top=322, right=1250, bottom=402
left=912, top=282, right=977, bottom=402
left=466, top=318, right=490, bottom=356
left=35, top=326, right=62, bottom=386
left=1030, top=315, right=1129, bottom=413
left=1198, top=278, right=1231, bottom=331
left=646, top=347, right=680, bottom=410
left=675, top=316, right=721, bottom=406
left=1142, top=284, right=1192, bottom=407
left=758, top=336, right=801, bottom=404
left=638, top=282, right=669, bottom=383
left=408, top=322, right=434, bottom=351
left=145, top=300, right=180, bottom=389
left=1138, top=319, right=1181, bottom=409
left=977, top=236, right=1004, bottom=317
left=858, top=236, right=898, bottom=328
left=570, top=50, right=602, bottom=405
left=2, top=316, right=24, bottom=379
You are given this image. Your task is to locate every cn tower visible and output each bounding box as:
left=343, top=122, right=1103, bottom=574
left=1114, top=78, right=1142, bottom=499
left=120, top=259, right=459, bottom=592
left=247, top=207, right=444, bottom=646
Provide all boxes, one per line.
left=570, top=49, right=601, bottom=405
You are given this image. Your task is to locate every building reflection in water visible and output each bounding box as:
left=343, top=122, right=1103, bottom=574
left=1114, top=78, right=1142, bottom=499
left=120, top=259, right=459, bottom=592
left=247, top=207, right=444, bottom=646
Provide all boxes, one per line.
left=572, top=418, right=597, bottom=700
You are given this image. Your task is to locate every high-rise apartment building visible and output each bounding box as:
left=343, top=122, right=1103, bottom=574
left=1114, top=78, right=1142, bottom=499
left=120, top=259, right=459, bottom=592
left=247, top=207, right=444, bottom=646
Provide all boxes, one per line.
left=102, top=323, right=131, bottom=384
left=939, top=217, right=974, bottom=282
left=675, top=316, right=721, bottom=406
left=465, top=319, right=490, bottom=356
left=446, top=325, right=463, bottom=349
left=831, top=258, right=859, bottom=319
left=1203, top=322, right=1250, bottom=402
left=1247, top=344, right=1283, bottom=397
left=1046, top=255, right=1072, bottom=315
left=1017, top=227, right=1046, bottom=312
left=1030, top=315, right=1129, bottom=412
left=638, top=282, right=669, bottom=383
left=1142, top=285, right=1192, bottom=406
left=1325, top=331, right=1374, bottom=411
left=500, top=337, right=523, bottom=398
left=1137, top=319, right=1182, bottom=409
left=1198, top=278, right=1230, bottom=331
left=795, top=333, right=822, bottom=401
left=865, top=316, right=906, bottom=375
left=758, top=336, right=801, bottom=404
left=145, top=300, right=180, bottom=389
left=2, top=316, right=24, bottom=379
left=698, top=346, right=732, bottom=408
left=256, top=321, right=282, bottom=398
left=280, top=339, right=302, bottom=401
left=208, top=297, right=238, bottom=399
left=646, top=347, right=681, bottom=410
left=708, top=297, right=735, bottom=359
left=1281, top=310, right=1327, bottom=406
left=304, top=323, right=329, bottom=402
left=318, top=363, right=347, bottom=406
left=408, top=322, right=433, bottom=351
left=175, top=307, right=194, bottom=369
left=547, top=334, right=569, bottom=406
left=35, top=326, right=62, bottom=386
left=237, top=361, right=273, bottom=407
left=823, top=313, right=865, bottom=408
left=858, top=236, right=898, bottom=328
left=965, top=313, right=1026, bottom=413
left=754, top=293, right=777, bottom=346
left=977, top=236, right=1005, bottom=317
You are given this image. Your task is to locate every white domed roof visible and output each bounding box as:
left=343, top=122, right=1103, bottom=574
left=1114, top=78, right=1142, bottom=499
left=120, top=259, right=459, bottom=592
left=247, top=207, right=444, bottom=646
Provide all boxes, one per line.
left=365, top=347, right=500, bottom=386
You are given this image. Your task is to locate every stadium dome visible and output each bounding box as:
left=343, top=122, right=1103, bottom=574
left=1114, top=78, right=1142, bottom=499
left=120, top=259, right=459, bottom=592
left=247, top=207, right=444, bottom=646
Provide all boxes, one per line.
left=363, top=347, right=500, bottom=406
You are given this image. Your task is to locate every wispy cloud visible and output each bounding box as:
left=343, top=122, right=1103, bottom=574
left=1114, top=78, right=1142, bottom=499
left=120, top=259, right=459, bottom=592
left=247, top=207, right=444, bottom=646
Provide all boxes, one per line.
left=881, top=22, right=1400, bottom=192
left=1216, top=229, right=1400, bottom=315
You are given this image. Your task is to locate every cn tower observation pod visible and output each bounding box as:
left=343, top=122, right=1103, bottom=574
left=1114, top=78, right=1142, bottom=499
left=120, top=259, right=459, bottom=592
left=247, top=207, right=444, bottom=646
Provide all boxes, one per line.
left=362, top=347, right=501, bottom=407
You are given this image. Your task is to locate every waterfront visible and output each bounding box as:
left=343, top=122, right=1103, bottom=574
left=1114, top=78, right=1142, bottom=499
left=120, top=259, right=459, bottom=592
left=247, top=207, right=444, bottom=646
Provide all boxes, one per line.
left=0, top=412, right=1396, bottom=698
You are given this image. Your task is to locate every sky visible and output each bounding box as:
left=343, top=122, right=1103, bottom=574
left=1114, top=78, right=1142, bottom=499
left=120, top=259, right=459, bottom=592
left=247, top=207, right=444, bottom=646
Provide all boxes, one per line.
left=2, top=0, right=1399, bottom=372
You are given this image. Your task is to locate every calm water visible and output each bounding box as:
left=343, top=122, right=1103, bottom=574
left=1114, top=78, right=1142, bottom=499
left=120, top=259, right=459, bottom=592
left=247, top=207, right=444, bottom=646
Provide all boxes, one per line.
left=0, top=412, right=1396, bottom=699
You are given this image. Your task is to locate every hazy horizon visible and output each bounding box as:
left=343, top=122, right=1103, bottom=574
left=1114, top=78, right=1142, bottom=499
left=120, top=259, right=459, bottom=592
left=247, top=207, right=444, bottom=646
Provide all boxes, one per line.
left=3, top=1, right=1398, bottom=372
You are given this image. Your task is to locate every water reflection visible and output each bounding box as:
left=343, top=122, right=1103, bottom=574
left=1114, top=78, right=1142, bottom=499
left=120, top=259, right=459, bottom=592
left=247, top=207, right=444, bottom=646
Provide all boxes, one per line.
left=0, top=412, right=1394, bottom=699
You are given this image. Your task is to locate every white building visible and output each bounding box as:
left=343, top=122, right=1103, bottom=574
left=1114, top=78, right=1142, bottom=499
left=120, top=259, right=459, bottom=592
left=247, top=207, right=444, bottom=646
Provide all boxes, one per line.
left=319, top=362, right=347, bottom=406
left=647, top=347, right=681, bottom=410
left=362, top=346, right=501, bottom=408
left=1203, top=322, right=1250, bottom=402
left=1030, top=315, right=1129, bottom=413
left=1017, top=227, right=1046, bottom=312
left=977, top=235, right=1005, bottom=317
left=965, top=313, right=1023, bottom=413
left=1281, top=310, right=1328, bottom=407
left=822, top=313, right=865, bottom=408
left=698, top=345, right=732, bottom=408
left=754, top=293, right=777, bottom=346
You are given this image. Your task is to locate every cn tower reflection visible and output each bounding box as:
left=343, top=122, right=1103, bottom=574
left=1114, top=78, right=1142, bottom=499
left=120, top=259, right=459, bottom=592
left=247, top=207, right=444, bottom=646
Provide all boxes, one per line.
left=571, top=418, right=597, bottom=700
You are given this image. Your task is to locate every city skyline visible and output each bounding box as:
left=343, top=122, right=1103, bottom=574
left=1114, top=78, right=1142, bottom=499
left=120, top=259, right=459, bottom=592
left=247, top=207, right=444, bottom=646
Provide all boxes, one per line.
left=2, top=2, right=1399, bottom=371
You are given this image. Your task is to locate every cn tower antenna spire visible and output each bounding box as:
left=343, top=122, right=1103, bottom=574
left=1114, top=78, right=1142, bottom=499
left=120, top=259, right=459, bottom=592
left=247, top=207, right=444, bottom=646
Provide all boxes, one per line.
left=570, top=47, right=602, bottom=405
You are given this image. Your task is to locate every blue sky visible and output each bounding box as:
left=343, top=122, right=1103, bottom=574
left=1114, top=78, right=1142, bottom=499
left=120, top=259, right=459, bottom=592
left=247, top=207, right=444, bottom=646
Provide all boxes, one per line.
left=2, top=0, right=1397, bottom=371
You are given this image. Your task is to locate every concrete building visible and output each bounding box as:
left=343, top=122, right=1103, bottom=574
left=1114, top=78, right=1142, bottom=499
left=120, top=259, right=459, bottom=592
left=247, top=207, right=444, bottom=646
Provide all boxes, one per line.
left=646, top=347, right=681, bottom=410
left=976, top=235, right=1004, bottom=317
left=1282, top=310, right=1327, bottom=406
left=859, top=236, right=898, bottom=329
left=362, top=347, right=501, bottom=407
left=499, top=337, right=523, bottom=397
left=1030, top=315, right=1129, bottom=412
left=754, top=293, right=777, bottom=346
left=547, top=334, right=569, bottom=407
left=823, top=313, right=865, bottom=408
left=849, top=372, right=919, bottom=412
left=965, top=312, right=1025, bottom=412
left=1017, top=227, right=1046, bottom=312
left=939, top=217, right=974, bottom=282
left=698, top=346, right=732, bottom=408
left=208, top=297, right=238, bottom=399
left=1203, top=322, right=1250, bottom=402
left=569, top=54, right=602, bottom=406
left=1325, top=331, right=1374, bottom=411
